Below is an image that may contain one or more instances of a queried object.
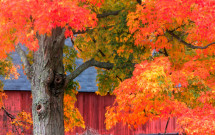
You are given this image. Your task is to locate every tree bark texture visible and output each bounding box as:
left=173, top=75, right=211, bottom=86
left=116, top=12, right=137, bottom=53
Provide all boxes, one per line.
left=31, top=28, right=65, bottom=135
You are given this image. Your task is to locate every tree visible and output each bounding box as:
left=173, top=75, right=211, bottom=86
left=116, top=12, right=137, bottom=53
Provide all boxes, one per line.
left=0, top=0, right=139, bottom=134
left=0, top=0, right=97, bottom=134
left=105, top=0, right=215, bottom=134
left=0, top=0, right=215, bottom=135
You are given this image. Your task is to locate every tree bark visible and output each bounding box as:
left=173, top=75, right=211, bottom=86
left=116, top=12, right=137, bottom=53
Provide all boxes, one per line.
left=31, top=28, right=66, bottom=135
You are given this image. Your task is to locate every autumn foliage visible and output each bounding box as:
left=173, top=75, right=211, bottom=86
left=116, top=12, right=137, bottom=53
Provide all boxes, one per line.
left=106, top=0, right=215, bottom=134
left=128, top=0, right=215, bottom=50
left=0, top=0, right=97, bottom=59
left=106, top=57, right=215, bottom=133
left=64, top=93, right=85, bottom=132
left=0, top=0, right=215, bottom=134
left=0, top=0, right=98, bottom=132
left=12, top=111, right=33, bottom=131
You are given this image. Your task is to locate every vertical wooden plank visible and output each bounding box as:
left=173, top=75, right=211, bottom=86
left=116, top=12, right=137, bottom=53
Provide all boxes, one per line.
left=88, top=93, right=92, bottom=129
left=93, top=94, right=99, bottom=132
left=98, top=93, right=103, bottom=134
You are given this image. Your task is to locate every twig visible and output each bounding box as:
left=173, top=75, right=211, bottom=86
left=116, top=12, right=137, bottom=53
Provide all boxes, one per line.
left=97, top=10, right=121, bottom=18
left=1, top=107, right=20, bottom=135
left=167, top=30, right=215, bottom=49
left=164, top=117, right=170, bottom=135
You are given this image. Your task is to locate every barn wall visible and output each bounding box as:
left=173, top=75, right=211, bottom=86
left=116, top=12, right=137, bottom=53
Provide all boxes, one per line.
left=0, top=91, right=178, bottom=135
left=0, top=91, right=32, bottom=135
left=67, top=92, right=178, bottom=135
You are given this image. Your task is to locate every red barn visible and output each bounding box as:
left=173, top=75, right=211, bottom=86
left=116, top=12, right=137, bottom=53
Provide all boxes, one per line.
left=0, top=44, right=178, bottom=135
left=1, top=91, right=178, bottom=135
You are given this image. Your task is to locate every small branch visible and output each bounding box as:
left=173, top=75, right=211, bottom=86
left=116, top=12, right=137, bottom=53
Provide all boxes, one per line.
left=116, top=75, right=122, bottom=82
left=98, top=49, right=106, bottom=57
left=1, top=107, right=15, bottom=120
left=97, top=10, right=121, bottom=18
left=164, top=117, right=170, bottom=135
left=136, top=0, right=142, bottom=5
left=15, top=44, right=32, bottom=80
left=73, top=29, right=91, bottom=34
left=71, top=10, right=121, bottom=34
left=66, top=58, right=114, bottom=82
left=1, top=107, right=20, bottom=135
left=158, top=48, right=169, bottom=57
left=163, top=47, right=169, bottom=56
left=167, top=30, right=215, bottom=49
left=72, top=25, right=115, bottom=35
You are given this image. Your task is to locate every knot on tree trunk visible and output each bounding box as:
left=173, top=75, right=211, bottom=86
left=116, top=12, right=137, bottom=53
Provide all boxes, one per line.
left=54, top=74, right=64, bottom=85
left=35, top=99, right=50, bottom=120
left=46, top=71, right=66, bottom=97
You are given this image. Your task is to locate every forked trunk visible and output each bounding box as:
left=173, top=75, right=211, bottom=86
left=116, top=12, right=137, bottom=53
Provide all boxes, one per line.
left=31, top=28, right=65, bottom=135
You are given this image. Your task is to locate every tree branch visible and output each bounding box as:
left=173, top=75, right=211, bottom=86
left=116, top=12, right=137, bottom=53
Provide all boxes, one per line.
left=164, top=117, right=170, bottom=135
left=167, top=30, right=215, bottom=49
left=136, top=0, right=142, bottom=5
left=15, top=44, right=32, bottom=79
left=68, top=11, right=120, bottom=35
left=1, top=107, right=15, bottom=119
left=158, top=47, right=169, bottom=56
left=66, top=58, right=114, bottom=82
left=1, top=107, right=21, bottom=135
left=66, top=57, right=136, bottom=86
left=72, top=28, right=91, bottom=34
left=68, top=11, right=121, bottom=35
left=72, top=25, right=115, bottom=35
left=97, top=10, right=121, bottom=18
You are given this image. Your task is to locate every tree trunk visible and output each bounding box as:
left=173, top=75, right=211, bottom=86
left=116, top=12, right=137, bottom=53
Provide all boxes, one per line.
left=31, top=28, right=65, bottom=135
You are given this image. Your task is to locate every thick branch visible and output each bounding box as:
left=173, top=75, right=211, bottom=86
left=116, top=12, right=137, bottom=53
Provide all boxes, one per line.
left=97, top=10, right=121, bottom=18
left=66, top=58, right=114, bottom=81
left=15, top=44, right=32, bottom=79
left=167, top=30, right=215, bottom=49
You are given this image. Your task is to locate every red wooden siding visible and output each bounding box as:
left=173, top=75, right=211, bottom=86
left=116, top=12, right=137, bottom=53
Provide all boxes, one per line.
left=0, top=91, right=178, bottom=135
left=0, top=91, right=32, bottom=135
left=69, top=92, right=178, bottom=135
